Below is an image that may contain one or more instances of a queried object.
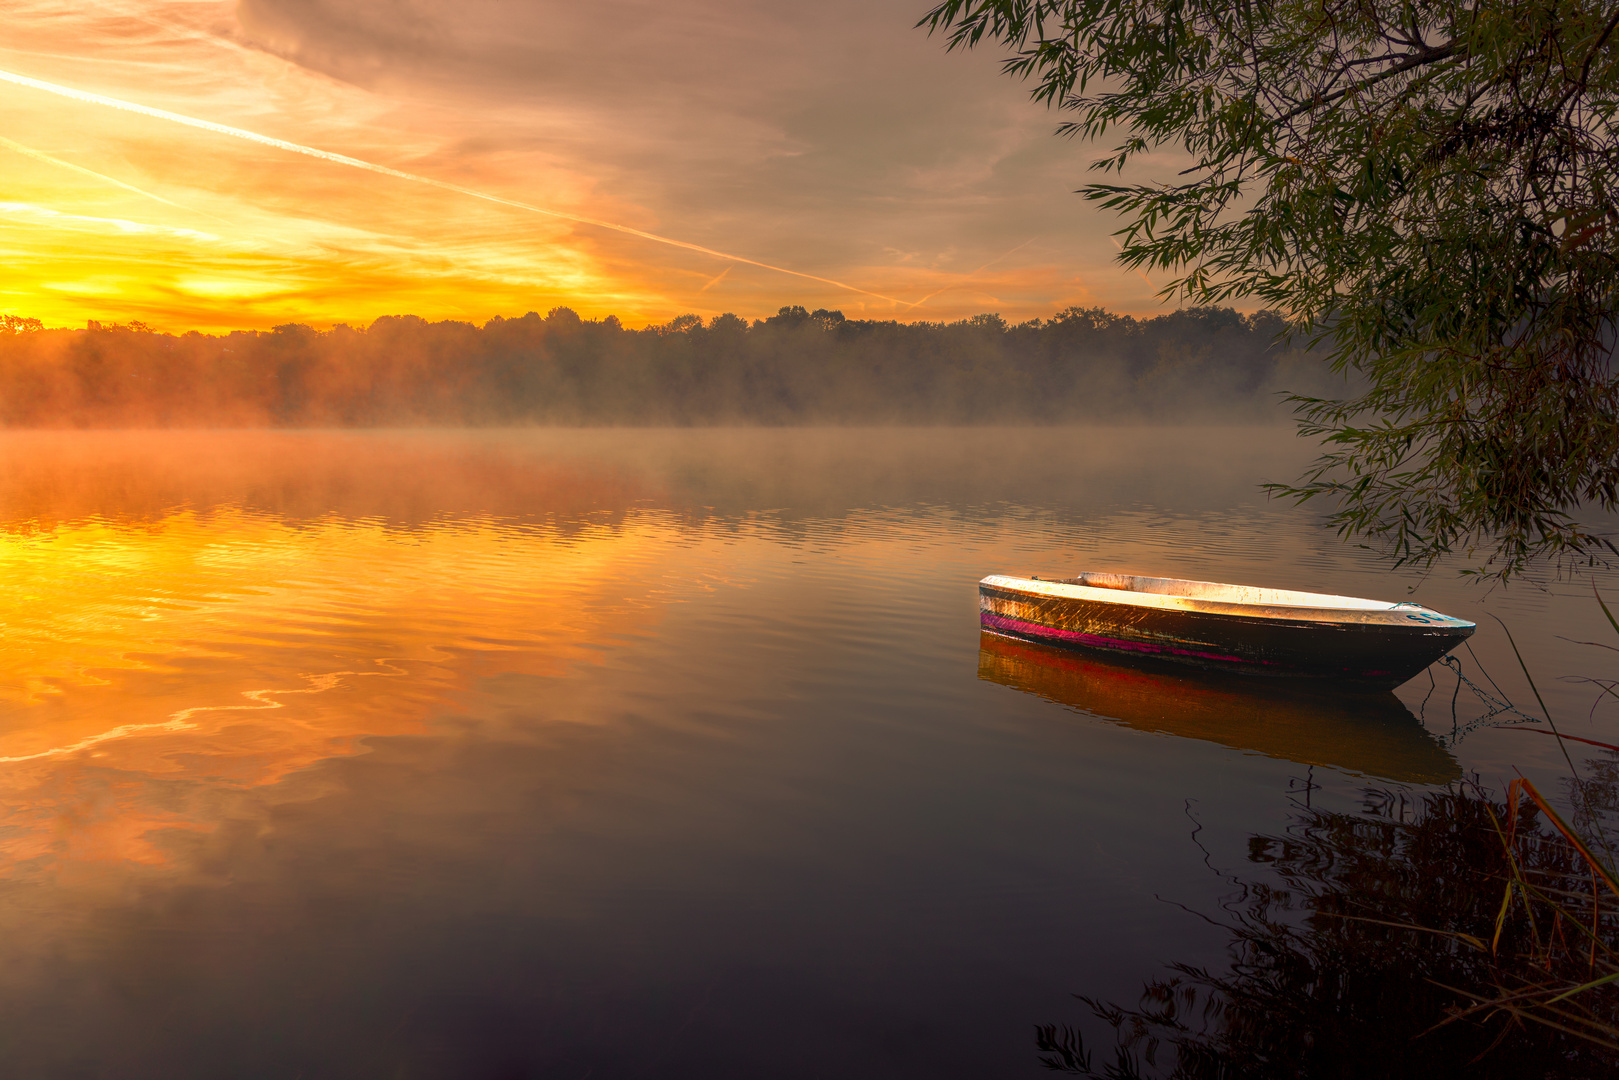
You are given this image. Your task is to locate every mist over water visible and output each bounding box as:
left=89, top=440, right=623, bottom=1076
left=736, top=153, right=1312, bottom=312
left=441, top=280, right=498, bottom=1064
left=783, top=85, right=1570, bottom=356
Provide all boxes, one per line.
left=0, top=427, right=1610, bottom=1077
left=0, top=307, right=1344, bottom=427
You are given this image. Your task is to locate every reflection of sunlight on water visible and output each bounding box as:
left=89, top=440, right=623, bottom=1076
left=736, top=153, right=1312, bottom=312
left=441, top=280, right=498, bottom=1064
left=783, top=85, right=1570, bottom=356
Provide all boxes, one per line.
left=0, top=429, right=1609, bottom=1075
left=0, top=428, right=1597, bottom=879
left=0, top=509, right=675, bottom=874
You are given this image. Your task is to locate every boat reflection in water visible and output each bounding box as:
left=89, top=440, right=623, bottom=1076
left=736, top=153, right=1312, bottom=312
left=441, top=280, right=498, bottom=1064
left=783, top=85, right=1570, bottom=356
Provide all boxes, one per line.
left=978, top=632, right=1460, bottom=784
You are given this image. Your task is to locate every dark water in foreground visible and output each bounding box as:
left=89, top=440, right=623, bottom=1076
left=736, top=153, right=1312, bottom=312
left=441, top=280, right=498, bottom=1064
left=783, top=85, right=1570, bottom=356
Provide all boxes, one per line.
left=0, top=428, right=1612, bottom=1078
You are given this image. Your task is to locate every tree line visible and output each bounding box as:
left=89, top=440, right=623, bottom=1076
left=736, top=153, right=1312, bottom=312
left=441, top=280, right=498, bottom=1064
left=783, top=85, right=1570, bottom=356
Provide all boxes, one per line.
left=0, top=305, right=1336, bottom=426
left=921, top=0, right=1619, bottom=576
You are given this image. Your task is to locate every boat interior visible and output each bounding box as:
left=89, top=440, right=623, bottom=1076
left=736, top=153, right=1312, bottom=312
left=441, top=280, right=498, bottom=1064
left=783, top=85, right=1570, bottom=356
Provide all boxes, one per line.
left=1053, top=572, right=1399, bottom=611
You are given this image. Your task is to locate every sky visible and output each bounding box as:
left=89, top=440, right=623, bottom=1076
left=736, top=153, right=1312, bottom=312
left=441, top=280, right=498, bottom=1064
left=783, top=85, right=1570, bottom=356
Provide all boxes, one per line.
left=0, top=0, right=1182, bottom=331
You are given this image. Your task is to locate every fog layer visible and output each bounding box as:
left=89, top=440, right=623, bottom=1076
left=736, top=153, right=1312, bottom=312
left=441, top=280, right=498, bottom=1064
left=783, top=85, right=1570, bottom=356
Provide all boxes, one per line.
left=0, top=306, right=1340, bottom=426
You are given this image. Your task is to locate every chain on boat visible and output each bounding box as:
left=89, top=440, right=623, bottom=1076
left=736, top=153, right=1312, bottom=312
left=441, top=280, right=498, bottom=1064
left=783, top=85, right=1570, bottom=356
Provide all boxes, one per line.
left=1435, top=654, right=1543, bottom=745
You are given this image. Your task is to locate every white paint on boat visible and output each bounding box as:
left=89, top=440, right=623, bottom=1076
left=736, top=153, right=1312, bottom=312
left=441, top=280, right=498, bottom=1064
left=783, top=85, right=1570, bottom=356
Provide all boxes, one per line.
left=979, top=573, right=1475, bottom=629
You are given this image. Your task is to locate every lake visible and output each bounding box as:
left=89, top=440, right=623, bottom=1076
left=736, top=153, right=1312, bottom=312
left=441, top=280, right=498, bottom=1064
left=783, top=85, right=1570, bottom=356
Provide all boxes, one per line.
left=0, top=427, right=1611, bottom=1078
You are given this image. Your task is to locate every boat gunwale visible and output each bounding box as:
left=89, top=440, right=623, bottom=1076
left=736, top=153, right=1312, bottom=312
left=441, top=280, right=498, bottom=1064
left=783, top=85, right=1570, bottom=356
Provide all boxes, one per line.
left=979, top=574, right=1476, bottom=630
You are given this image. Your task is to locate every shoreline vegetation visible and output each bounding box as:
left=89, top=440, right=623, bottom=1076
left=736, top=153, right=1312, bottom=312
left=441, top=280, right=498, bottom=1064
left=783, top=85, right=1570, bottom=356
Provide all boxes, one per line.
left=0, top=305, right=1337, bottom=427
left=1039, top=778, right=1619, bottom=1078
left=1040, top=602, right=1619, bottom=1076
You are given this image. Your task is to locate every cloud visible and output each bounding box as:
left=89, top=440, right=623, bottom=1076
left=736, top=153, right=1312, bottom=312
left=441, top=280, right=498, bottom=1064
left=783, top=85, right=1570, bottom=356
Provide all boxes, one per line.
left=235, top=0, right=458, bottom=87
left=0, top=0, right=1181, bottom=328
left=0, top=66, right=904, bottom=303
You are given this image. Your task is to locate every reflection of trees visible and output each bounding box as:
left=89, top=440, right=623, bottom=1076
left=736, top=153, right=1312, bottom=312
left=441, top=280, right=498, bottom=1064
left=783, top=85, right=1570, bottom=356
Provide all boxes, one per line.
left=1039, top=784, right=1619, bottom=1078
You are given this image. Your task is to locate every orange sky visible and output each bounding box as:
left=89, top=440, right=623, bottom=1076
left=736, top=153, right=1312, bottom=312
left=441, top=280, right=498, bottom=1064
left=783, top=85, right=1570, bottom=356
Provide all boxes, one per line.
left=0, top=1, right=1183, bottom=331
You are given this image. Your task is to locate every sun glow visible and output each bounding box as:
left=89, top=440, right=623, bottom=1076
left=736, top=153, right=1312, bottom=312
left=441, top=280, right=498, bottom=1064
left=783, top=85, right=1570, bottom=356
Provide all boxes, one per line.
left=0, top=1, right=1131, bottom=330
left=0, top=67, right=903, bottom=306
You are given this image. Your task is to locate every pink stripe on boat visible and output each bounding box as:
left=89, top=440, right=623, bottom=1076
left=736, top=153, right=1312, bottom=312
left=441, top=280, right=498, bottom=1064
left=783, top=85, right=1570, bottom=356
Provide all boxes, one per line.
left=980, top=611, right=1262, bottom=666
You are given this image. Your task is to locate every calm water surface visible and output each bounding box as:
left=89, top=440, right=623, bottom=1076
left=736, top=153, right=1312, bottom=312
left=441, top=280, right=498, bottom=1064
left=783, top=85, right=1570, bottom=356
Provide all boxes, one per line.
left=0, top=428, right=1611, bottom=1078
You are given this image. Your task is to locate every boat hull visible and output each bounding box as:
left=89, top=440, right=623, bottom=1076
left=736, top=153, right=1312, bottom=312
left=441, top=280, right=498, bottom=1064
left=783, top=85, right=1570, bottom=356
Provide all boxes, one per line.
left=979, top=578, right=1474, bottom=690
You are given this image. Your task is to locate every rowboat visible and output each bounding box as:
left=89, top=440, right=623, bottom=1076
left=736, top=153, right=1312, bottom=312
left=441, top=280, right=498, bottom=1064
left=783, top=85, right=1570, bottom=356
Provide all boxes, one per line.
left=978, top=633, right=1459, bottom=783
left=979, top=571, right=1475, bottom=690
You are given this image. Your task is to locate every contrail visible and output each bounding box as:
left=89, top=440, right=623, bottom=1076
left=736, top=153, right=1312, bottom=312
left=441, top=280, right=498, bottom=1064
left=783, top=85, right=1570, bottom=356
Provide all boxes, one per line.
left=0, top=68, right=904, bottom=305
left=697, top=264, right=732, bottom=293
left=0, top=133, right=187, bottom=210
left=903, top=236, right=1037, bottom=311
left=1111, top=236, right=1155, bottom=291
left=0, top=201, right=219, bottom=243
